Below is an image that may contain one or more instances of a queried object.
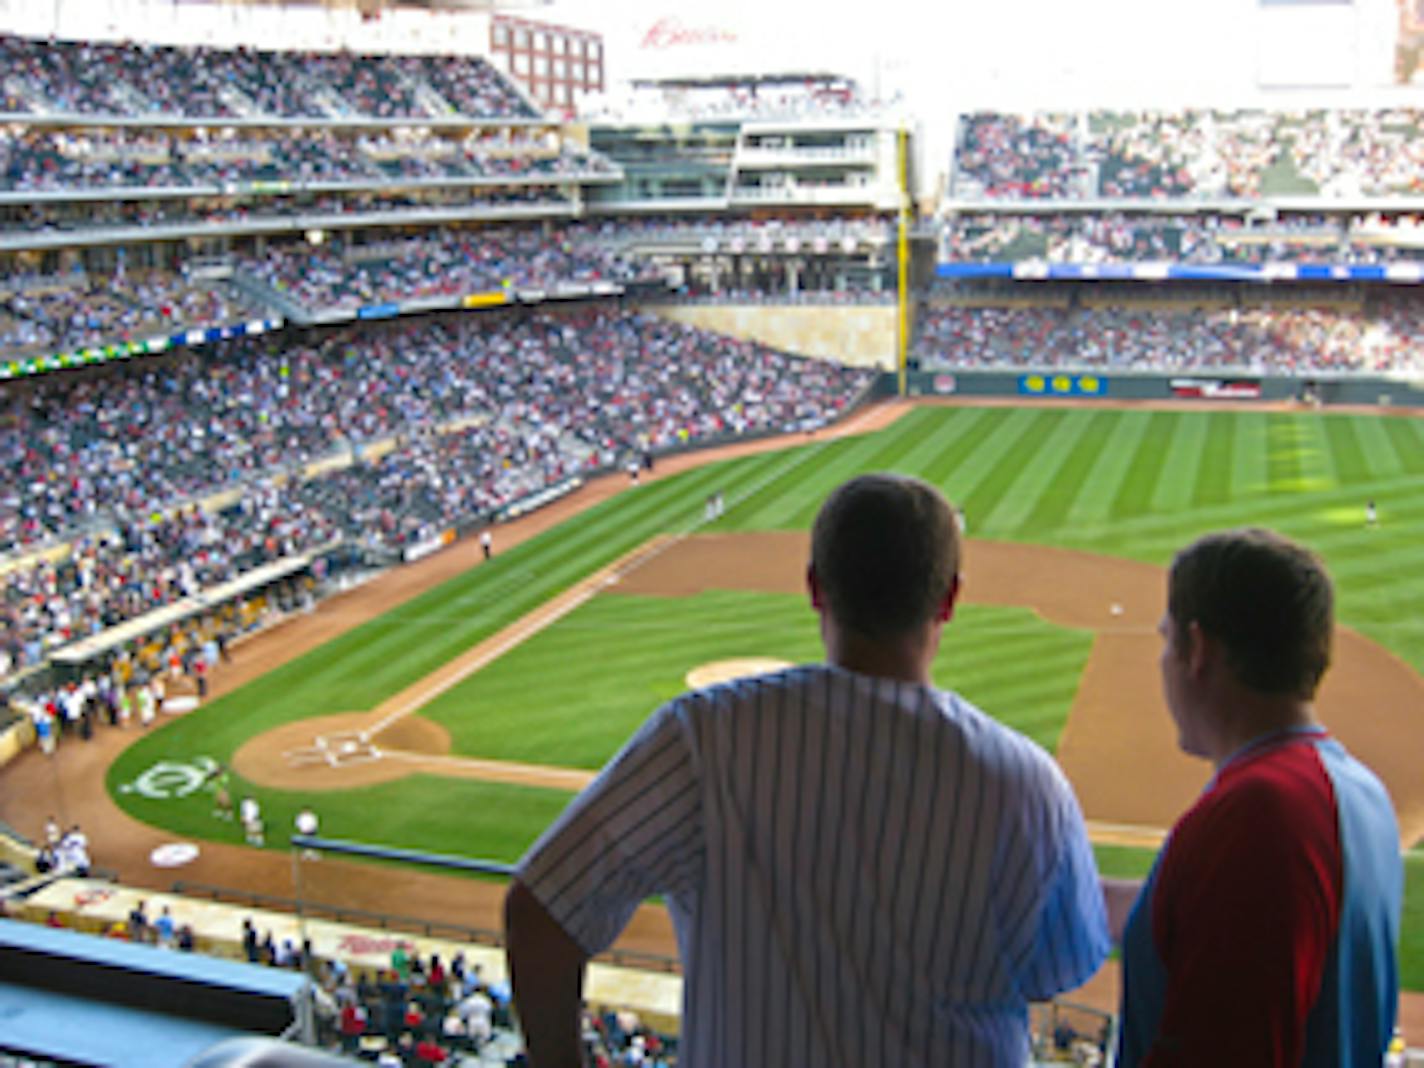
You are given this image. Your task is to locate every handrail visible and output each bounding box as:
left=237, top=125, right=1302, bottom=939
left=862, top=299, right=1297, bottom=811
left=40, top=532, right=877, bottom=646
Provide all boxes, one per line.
left=169, top=833, right=684, bottom=975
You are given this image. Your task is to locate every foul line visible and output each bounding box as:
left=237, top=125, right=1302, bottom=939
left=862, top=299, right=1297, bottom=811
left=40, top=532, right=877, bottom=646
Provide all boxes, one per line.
left=361, top=535, right=679, bottom=741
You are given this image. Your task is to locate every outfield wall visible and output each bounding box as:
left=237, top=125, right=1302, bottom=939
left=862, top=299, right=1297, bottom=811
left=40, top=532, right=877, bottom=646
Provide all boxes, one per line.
left=905, top=369, right=1424, bottom=407
left=647, top=302, right=897, bottom=370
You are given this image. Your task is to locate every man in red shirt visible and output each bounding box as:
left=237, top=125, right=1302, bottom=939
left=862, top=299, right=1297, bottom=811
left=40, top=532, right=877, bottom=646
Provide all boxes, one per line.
left=1109, top=528, right=1402, bottom=1067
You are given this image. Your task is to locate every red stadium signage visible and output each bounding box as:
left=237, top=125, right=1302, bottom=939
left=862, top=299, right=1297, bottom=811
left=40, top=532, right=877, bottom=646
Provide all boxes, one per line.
left=337, top=934, right=415, bottom=956
left=640, top=17, right=739, bottom=49
left=1169, top=378, right=1262, bottom=400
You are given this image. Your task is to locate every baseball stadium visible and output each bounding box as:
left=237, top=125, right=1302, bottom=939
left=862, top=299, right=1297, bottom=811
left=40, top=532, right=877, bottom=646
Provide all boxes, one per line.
left=1, top=0, right=1424, bottom=1064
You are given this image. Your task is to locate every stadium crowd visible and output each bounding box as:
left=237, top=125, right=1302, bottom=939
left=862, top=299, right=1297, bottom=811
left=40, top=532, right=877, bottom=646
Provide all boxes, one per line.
left=913, top=302, right=1424, bottom=374
left=940, top=211, right=1424, bottom=265
left=0, top=187, right=575, bottom=239
left=1, top=270, right=264, bottom=355
left=241, top=226, right=661, bottom=311
left=0, top=308, right=872, bottom=675
left=0, top=34, right=537, bottom=120
left=0, top=127, right=612, bottom=195
left=954, top=108, right=1424, bottom=200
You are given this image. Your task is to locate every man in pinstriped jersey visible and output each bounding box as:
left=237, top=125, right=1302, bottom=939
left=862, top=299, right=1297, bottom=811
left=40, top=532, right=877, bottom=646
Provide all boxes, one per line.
left=506, top=473, right=1110, bottom=1067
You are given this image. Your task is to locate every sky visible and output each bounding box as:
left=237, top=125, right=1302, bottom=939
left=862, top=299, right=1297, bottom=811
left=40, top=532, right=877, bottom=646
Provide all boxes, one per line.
left=544, top=0, right=1409, bottom=108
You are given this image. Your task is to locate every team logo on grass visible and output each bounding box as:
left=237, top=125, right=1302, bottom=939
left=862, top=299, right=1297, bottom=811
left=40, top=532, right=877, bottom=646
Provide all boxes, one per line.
left=119, top=756, right=218, bottom=800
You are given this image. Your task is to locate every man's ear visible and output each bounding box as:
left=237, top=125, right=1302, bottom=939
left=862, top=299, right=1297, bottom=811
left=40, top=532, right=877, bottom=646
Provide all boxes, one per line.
left=1184, top=620, right=1211, bottom=678
left=807, top=564, right=823, bottom=610
left=935, top=574, right=962, bottom=624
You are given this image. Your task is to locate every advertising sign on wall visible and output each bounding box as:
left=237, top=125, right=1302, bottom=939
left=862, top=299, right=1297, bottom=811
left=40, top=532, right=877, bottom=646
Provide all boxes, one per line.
left=1018, top=373, right=1108, bottom=397
left=1169, top=378, right=1263, bottom=400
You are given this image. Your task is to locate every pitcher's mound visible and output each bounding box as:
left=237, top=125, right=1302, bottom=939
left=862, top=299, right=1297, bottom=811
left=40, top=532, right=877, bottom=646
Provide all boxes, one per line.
left=686, top=658, right=793, bottom=689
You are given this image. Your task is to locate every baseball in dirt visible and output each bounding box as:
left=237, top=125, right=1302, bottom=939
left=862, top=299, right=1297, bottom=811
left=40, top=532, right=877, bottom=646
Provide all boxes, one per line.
left=1110, top=603, right=1124, bottom=616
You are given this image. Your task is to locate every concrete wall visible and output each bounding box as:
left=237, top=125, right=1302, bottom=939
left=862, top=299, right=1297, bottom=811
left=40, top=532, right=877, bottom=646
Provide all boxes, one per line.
left=647, top=303, right=898, bottom=369
left=0, top=716, right=33, bottom=770
left=907, top=369, right=1424, bottom=408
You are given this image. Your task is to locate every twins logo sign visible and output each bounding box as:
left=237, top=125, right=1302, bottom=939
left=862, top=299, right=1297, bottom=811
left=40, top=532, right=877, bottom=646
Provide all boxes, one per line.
left=120, top=756, right=219, bottom=800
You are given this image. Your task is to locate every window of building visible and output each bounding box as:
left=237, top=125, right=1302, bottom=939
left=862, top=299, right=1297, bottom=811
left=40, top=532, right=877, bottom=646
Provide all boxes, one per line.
left=535, top=32, right=547, bottom=51
left=553, top=59, right=566, bottom=78
left=512, top=53, right=528, bottom=74
left=570, top=60, right=584, bottom=81
left=493, top=24, right=509, bottom=46
left=553, top=36, right=566, bottom=54
left=515, top=28, right=529, bottom=48
left=534, top=55, right=549, bottom=76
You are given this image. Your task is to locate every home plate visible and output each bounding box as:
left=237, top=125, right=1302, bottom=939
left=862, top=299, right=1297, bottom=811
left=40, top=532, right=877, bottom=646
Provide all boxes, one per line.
left=340, top=741, right=361, bottom=756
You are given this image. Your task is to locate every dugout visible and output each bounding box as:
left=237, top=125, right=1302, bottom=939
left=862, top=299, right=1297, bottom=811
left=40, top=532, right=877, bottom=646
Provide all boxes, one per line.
left=48, top=552, right=328, bottom=685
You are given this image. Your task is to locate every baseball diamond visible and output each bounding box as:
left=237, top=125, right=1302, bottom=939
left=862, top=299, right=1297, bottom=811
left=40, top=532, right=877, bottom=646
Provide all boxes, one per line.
left=7, top=397, right=1424, bottom=1027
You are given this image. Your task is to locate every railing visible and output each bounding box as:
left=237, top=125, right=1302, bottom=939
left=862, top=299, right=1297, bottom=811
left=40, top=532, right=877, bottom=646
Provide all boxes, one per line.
left=177, top=833, right=685, bottom=975
left=172, top=878, right=501, bottom=947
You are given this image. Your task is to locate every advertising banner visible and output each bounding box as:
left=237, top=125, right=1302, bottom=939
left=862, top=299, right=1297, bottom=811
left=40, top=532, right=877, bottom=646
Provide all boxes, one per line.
left=1018, top=373, right=1108, bottom=397
left=461, top=291, right=509, bottom=309
left=1169, top=378, right=1263, bottom=400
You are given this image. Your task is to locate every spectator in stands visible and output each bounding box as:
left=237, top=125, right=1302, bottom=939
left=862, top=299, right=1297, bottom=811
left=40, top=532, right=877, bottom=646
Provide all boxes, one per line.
left=340, top=999, right=369, bottom=1054
left=154, top=905, right=175, bottom=948
left=129, top=899, right=151, bottom=945
left=507, top=474, right=1108, bottom=1066
left=1106, top=529, right=1402, bottom=1066
left=241, top=917, right=259, bottom=962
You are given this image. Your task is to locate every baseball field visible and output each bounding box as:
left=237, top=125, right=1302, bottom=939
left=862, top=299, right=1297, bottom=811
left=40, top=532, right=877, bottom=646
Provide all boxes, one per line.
left=98, top=399, right=1424, bottom=988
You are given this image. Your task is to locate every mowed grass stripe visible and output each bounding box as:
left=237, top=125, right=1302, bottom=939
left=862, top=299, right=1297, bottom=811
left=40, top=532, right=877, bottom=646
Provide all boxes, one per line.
left=1019, top=410, right=1121, bottom=535
left=933, top=408, right=1036, bottom=506
left=754, top=414, right=947, bottom=524
left=979, top=410, right=1093, bottom=533
left=1066, top=411, right=1155, bottom=527
left=1295, top=414, right=1338, bottom=490
left=959, top=409, right=1067, bottom=532
left=890, top=406, right=996, bottom=480
left=733, top=429, right=907, bottom=529
left=1323, top=416, right=1370, bottom=484
left=920, top=407, right=1006, bottom=490
left=1149, top=409, right=1208, bottom=515
left=1266, top=413, right=1307, bottom=493
left=1353, top=417, right=1405, bottom=479
left=1109, top=412, right=1177, bottom=519
left=1383, top=416, right=1424, bottom=474
left=1229, top=415, right=1270, bottom=498
left=1190, top=412, right=1235, bottom=507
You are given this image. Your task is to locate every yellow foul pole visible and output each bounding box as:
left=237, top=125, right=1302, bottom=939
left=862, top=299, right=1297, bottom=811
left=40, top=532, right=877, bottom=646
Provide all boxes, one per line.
left=897, top=127, right=909, bottom=397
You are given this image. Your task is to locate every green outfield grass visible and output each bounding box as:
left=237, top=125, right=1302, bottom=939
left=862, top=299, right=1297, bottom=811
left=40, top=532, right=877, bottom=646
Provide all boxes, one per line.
left=107, top=404, right=1424, bottom=985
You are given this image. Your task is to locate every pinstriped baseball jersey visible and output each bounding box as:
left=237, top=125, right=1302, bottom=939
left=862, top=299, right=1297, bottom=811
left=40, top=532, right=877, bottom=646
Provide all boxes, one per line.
left=516, top=663, right=1110, bottom=1068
